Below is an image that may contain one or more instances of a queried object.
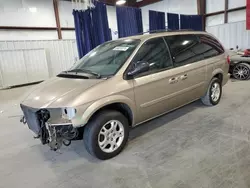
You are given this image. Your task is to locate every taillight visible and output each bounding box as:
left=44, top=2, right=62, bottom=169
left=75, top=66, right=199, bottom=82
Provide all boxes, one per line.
left=227, top=55, right=230, bottom=64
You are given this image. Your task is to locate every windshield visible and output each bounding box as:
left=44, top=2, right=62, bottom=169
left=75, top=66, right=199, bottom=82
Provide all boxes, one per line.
left=69, top=39, right=140, bottom=77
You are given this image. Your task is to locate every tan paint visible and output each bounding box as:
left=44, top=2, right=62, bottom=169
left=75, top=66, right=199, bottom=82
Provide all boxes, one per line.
left=21, top=31, right=229, bottom=128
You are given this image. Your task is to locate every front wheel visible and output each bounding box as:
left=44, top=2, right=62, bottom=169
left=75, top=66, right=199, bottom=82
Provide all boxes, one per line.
left=232, top=63, right=250, bottom=80
left=83, top=110, right=129, bottom=160
left=201, top=77, right=222, bottom=106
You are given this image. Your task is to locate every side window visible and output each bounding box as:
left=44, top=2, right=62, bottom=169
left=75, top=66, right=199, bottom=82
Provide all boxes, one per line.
left=164, top=35, right=203, bottom=67
left=131, top=37, right=173, bottom=77
left=198, top=34, right=224, bottom=59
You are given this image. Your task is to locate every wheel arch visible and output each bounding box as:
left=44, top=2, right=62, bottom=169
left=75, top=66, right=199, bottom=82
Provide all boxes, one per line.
left=213, top=73, right=223, bottom=83
left=211, top=69, right=223, bottom=83
left=77, top=96, right=136, bottom=128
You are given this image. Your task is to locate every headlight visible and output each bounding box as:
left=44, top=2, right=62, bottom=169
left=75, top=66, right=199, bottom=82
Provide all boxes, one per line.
left=62, top=107, right=77, bottom=120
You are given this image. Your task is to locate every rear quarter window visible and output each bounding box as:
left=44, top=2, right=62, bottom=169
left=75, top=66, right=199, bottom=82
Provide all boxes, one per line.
left=198, top=34, right=225, bottom=59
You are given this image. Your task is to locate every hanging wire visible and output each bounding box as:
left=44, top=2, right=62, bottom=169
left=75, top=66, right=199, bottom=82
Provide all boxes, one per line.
left=71, top=0, right=94, bottom=10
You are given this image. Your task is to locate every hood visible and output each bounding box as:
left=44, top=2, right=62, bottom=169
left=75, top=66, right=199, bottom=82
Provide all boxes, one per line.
left=21, top=76, right=104, bottom=108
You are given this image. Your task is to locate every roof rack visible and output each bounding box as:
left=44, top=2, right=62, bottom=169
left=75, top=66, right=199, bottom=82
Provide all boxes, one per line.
left=134, top=29, right=201, bottom=37
left=137, top=29, right=195, bottom=35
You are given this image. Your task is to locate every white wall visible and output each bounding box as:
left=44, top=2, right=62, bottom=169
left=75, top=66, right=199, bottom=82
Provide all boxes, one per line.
left=107, top=5, right=118, bottom=40
left=206, top=14, right=224, bottom=27
left=0, top=30, right=58, bottom=40
left=206, top=6, right=246, bottom=27
left=141, top=0, right=197, bottom=32
left=0, top=0, right=58, bottom=40
left=228, top=9, right=246, bottom=23
left=0, top=0, right=119, bottom=40
left=58, top=1, right=75, bottom=28
left=58, top=1, right=77, bottom=40
left=0, top=0, right=56, bottom=27
left=0, top=0, right=78, bottom=40
left=206, top=21, right=250, bottom=50
left=228, top=0, right=245, bottom=9
left=206, top=0, right=224, bottom=14
left=205, top=0, right=247, bottom=49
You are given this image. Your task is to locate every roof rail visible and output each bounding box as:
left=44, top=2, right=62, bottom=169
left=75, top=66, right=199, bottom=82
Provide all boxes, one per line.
left=141, top=29, right=171, bottom=35
left=138, top=29, right=195, bottom=35
left=134, top=29, right=200, bottom=37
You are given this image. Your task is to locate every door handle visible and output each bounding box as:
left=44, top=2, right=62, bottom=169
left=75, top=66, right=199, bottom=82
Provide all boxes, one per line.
left=180, top=74, right=188, bottom=80
left=169, top=77, right=178, bottom=84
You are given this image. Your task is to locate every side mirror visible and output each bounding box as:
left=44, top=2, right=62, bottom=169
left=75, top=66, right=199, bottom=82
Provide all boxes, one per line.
left=127, top=61, right=150, bottom=78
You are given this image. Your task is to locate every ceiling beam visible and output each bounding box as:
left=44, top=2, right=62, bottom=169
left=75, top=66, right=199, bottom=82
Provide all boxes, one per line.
left=205, top=10, right=225, bottom=17
left=227, top=6, right=246, bottom=12
left=224, top=0, right=228, bottom=23
left=0, top=26, right=58, bottom=30
left=197, top=0, right=206, bottom=31
left=53, top=0, right=62, bottom=39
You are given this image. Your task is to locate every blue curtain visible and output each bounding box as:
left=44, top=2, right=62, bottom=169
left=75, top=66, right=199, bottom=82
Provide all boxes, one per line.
left=167, top=13, right=179, bottom=30
left=180, top=14, right=203, bottom=31
left=149, top=10, right=166, bottom=32
left=116, top=6, right=143, bottom=38
left=91, top=1, right=111, bottom=46
left=191, top=15, right=203, bottom=31
left=180, top=15, right=190, bottom=29
left=73, top=1, right=111, bottom=58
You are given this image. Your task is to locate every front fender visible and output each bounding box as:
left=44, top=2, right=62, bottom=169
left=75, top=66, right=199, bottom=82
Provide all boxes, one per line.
left=71, top=95, right=136, bottom=127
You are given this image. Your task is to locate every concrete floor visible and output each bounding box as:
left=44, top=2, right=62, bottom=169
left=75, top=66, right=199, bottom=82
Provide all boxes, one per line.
left=1, top=79, right=250, bottom=188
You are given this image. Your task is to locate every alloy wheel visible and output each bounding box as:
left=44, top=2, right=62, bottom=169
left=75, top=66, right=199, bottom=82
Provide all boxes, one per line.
left=211, top=82, right=220, bottom=102
left=98, top=120, right=124, bottom=153
left=233, top=64, right=250, bottom=80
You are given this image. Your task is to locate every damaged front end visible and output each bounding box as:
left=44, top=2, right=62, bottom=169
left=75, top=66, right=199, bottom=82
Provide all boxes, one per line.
left=20, top=104, right=79, bottom=151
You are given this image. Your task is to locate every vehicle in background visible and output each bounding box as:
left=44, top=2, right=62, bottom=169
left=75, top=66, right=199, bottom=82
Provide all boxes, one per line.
left=244, top=49, right=250, bottom=57
left=20, top=31, right=230, bottom=160
left=228, top=50, right=250, bottom=80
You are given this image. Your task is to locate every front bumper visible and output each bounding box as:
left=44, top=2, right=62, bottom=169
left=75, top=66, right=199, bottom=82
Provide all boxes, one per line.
left=20, top=104, right=42, bottom=135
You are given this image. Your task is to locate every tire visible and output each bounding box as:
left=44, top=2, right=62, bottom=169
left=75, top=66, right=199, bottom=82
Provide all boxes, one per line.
left=83, top=110, right=129, bottom=160
left=232, top=63, right=250, bottom=80
left=201, top=77, right=222, bottom=106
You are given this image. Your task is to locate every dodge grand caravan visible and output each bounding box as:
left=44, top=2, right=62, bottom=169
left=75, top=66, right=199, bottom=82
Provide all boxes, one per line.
left=20, top=31, right=230, bottom=160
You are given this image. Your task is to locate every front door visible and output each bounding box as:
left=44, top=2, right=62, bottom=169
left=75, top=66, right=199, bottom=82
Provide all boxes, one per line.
left=129, top=37, right=180, bottom=123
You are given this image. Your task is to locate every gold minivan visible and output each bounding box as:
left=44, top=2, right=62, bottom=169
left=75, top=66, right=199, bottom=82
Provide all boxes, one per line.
left=20, top=31, right=230, bottom=159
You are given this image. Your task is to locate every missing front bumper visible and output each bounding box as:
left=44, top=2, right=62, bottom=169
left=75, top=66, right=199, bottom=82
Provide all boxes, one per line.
left=20, top=104, right=78, bottom=150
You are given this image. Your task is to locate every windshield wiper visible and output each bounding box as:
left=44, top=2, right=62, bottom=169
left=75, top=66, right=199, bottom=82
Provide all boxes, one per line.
left=67, top=69, right=101, bottom=78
